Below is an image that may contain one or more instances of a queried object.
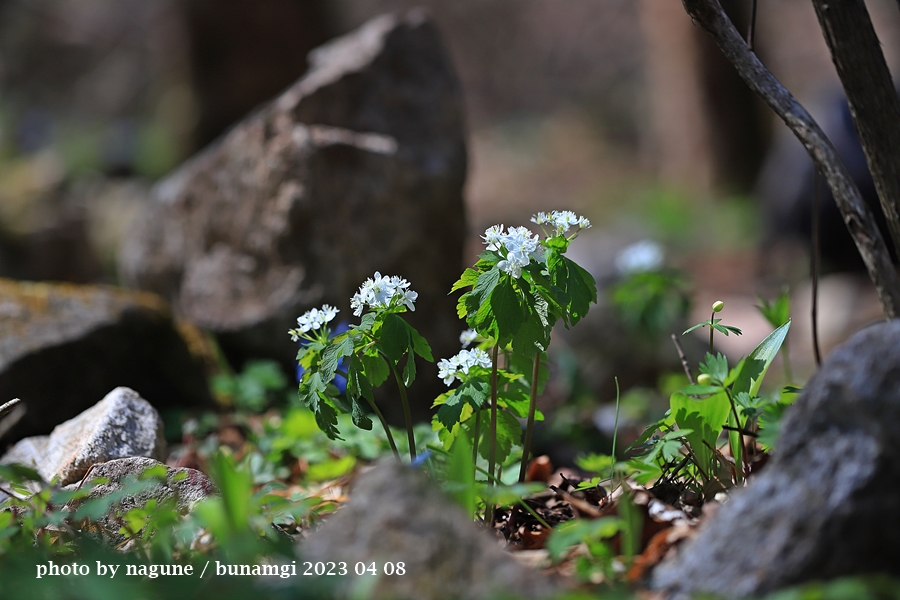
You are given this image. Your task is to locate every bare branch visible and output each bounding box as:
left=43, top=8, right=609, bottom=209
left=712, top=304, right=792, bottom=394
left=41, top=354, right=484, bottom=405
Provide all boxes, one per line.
left=812, top=0, right=900, bottom=256
left=681, top=0, right=900, bottom=319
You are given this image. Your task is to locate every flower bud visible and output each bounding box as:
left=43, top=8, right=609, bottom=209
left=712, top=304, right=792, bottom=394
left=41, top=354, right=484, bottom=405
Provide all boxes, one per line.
left=711, top=300, right=725, bottom=313
left=697, top=373, right=712, bottom=386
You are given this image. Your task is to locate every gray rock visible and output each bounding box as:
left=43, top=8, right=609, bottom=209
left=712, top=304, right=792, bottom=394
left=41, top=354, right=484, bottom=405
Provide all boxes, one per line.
left=63, top=457, right=216, bottom=545
left=0, top=278, right=211, bottom=442
left=119, top=10, right=467, bottom=421
left=2, top=387, right=165, bottom=486
left=302, top=460, right=556, bottom=600
left=651, top=320, right=900, bottom=598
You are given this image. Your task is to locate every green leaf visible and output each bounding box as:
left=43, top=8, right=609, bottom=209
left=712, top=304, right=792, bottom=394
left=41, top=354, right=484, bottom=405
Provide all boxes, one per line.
left=361, top=353, right=390, bottom=387
left=682, top=384, right=721, bottom=396
left=546, top=518, right=621, bottom=562
left=483, top=409, right=522, bottom=465
left=409, top=326, right=433, bottom=361
left=670, top=390, right=731, bottom=479
left=320, top=334, right=354, bottom=380
left=347, top=354, right=374, bottom=401
left=732, top=320, right=791, bottom=398
left=491, top=276, right=526, bottom=344
left=446, top=433, right=476, bottom=517
left=713, top=323, right=743, bottom=336
left=683, top=319, right=713, bottom=335
left=451, top=268, right=480, bottom=293
left=402, top=353, right=416, bottom=388
left=561, top=256, right=597, bottom=326
left=465, top=266, right=501, bottom=322
left=380, top=313, right=410, bottom=362
left=699, top=352, right=729, bottom=383
left=757, top=288, right=791, bottom=328
left=350, top=397, right=373, bottom=431
left=299, top=373, right=342, bottom=440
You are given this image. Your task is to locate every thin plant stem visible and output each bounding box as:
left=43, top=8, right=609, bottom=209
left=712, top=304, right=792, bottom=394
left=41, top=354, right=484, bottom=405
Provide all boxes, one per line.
left=610, top=377, right=620, bottom=478
left=361, top=393, right=399, bottom=460
left=336, top=367, right=400, bottom=459
left=723, top=388, right=747, bottom=483
left=388, top=361, right=416, bottom=461
left=709, top=309, right=715, bottom=355
left=518, top=352, right=542, bottom=483
left=472, top=409, right=481, bottom=467
left=487, top=343, right=500, bottom=523
left=488, top=344, right=500, bottom=485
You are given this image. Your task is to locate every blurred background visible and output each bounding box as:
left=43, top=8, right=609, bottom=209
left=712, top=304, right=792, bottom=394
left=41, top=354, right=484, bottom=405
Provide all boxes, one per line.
left=1, top=0, right=898, bottom=460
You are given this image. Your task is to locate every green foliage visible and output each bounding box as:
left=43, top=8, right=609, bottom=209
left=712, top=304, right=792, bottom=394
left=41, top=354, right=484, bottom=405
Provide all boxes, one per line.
left=211, top=359, right=289, bottom=413
left=0, top=453, right=331, bottom=599
left=610, top=269, right=691, bottom=335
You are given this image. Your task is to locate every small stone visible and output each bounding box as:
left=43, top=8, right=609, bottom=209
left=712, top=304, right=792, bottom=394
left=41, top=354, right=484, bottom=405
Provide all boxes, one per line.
left=302, top=460, right=557, bottom=600
left=1, top=387, right=165, bottom=486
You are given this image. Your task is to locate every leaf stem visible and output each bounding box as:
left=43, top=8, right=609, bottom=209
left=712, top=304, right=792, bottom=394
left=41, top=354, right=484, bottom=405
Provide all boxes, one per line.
left=359, top=393, right=399, bottom=460
left=709, top=310, right=715, bottom=354
left=488, top=344, right=500, bottom=486
left=388, top=361, right=416, bottom=461
left=723, top=388, right=746, bottom=483
left=518, top=352, right=542, bottom=483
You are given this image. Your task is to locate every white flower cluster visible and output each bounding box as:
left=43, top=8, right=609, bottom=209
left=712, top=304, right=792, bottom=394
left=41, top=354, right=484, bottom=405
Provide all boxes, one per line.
left=459, top=328, right=479, bottom=348
left=481, top=224, right=544, bottom=278
left=289, top=304, right=339, bottom=341
left=350, top=271, right=418, bottom=316
left=437, top=348, right=493, bottom=385
left=531, top=210, right=591, bottom=236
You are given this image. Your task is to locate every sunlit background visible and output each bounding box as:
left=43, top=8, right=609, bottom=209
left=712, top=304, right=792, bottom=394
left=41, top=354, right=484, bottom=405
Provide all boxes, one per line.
left=2, top=0, right=897, bottom=459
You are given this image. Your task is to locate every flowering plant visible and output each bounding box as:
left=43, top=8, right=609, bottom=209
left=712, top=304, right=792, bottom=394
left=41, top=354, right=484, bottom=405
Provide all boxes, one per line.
left=436, top=210, right=596, bottom=483
left=292, top=272, right=431, bottom=460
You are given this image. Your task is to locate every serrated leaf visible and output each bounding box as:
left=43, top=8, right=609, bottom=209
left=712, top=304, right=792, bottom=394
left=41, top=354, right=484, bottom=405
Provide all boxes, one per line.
left=320, top=334, right=353, bottom=380
left=355, top=312, right=377, bottom=331
left=491, top=276, right=525, bottom=344
left=451, top=268, right=480, bottom=293
left=699, top=352, right=729, bottom=382
left=670, top=390, right=730, bottom=480
left=465, top=266, right=501, bottom=319
left=482, top=409, right=522, bottom=465
left=347, top=354, right=374, bottom=401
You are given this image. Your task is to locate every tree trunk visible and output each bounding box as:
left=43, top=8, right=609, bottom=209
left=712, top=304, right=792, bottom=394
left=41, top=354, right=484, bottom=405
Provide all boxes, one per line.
left=680, top=0, right=900, bottom=319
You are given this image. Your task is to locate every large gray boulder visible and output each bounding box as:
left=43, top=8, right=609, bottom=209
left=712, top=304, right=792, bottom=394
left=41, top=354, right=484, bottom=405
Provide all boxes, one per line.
left=1, top=387, right=165, bottom=486
left=119, top=10, right=468, bottom=414
left=302, top=460, right=556, bottom=600
left=0, top=279, right=211, bottom=443
left=652, top=320, right=900, bottom=598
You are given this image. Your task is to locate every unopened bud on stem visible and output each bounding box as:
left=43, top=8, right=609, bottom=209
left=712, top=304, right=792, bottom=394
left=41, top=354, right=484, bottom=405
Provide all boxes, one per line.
left=712, top=300, right=725, bottom=313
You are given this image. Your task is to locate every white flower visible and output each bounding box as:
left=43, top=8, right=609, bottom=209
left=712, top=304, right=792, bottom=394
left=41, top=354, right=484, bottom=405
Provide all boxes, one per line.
left=614, top=239, right=664, bottom=275
left=532, top=210, right=592, bottom=236
left=530, top=212, right=550, bottom=226
left=350, top=271, right=418, bottom=315
left=459, top=329, right=478, bottom=348
left=289, top=304, right=339, bottom=340
left=437, top=358, right=457, bottom=385
left=437, top=348, right=493, bottom=386
left=482, top=224, right=505, bottom=251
